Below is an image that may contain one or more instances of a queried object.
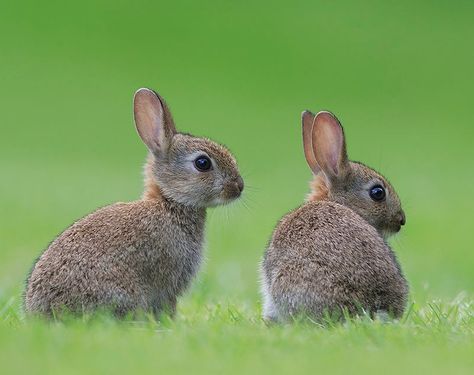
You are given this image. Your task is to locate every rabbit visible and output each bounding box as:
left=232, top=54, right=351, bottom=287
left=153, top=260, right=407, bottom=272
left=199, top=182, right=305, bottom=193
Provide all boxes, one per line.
left=260, top=110, right=408, bottom=322
left=24, top=88, right=244, bottom=318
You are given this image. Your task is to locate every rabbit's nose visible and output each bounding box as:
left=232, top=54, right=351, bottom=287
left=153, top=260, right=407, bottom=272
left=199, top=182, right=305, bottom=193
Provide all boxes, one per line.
left=236, top=176, right=244, bottom=193
left=398, top=211, right=406, bottom=226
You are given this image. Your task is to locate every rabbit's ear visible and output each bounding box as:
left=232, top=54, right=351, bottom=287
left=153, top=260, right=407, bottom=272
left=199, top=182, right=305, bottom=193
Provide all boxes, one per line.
left=311, top=111, right=349, bottom=180
left=301, top=110, right=321, bottom=174
left=134, top=88, right=176, bottom=155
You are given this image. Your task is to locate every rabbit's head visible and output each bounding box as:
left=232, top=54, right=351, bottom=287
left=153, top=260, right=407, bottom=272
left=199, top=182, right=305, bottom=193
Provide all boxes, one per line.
left=134, top=88, right=243, bottom=208
left=302, top=111, right=405, bottom=238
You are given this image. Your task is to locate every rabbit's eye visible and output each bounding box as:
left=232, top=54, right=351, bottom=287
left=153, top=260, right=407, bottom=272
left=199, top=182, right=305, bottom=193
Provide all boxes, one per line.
left=194, top=155, right=212, bottom=172
left=369, top=185, right=386, bottom=201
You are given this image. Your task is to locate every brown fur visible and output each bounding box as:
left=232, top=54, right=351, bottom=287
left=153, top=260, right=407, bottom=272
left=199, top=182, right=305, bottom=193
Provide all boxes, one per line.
left=25, top=88, right=243, bottom=318
left=143, top=154, right=163, bottom=201
left=26, top=199, right=205, bottom=316
left=261, top=111, right=408, bottom=322
left=306, top=173, right=329, bottom=202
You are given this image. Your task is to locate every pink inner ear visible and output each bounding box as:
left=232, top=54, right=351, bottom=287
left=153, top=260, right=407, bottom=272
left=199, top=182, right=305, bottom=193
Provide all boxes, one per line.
left=312, top=111, right=345, bottom=177
left=134, top=89, right=165, bottom=152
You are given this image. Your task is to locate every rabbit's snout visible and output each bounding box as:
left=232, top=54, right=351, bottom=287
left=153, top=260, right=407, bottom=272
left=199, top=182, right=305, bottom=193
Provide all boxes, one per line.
left=222, top=176, right=244, bottom=200
left=391, top=210, right=406, bottom=233
left=236, top=176, right=244, bottom=193
left=398, top=210, right=406, bottom=226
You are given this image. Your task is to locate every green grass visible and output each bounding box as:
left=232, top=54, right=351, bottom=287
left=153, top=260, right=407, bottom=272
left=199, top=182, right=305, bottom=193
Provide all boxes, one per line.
left=1, top=296, right=473, bottom=374
left=1, top=0, right=474, bottom=373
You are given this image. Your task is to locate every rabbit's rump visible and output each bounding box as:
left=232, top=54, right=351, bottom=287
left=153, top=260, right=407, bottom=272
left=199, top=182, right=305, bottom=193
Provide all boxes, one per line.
left=262, top=201, right=407, bottom=321
left=25, top=200, right=205, bottom=317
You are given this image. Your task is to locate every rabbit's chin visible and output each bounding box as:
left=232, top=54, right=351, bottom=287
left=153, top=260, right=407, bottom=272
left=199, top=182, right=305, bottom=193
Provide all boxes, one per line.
left=207, top=195, right=240, bottom=207
left=380, top=226, right=402, bottom=240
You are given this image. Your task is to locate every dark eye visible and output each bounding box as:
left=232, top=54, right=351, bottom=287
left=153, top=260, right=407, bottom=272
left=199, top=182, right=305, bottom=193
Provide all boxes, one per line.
left=194, top=155, right=212, bottom=172
left=369, top=185, right=386, bottom=201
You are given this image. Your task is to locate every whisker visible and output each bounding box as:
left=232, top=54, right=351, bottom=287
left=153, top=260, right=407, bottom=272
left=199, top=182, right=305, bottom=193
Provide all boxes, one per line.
left=240, top=195, right=260, bottom=210
left=242, top=184, right=260, bottom=192
left=238, top=199, right=253, bottom=214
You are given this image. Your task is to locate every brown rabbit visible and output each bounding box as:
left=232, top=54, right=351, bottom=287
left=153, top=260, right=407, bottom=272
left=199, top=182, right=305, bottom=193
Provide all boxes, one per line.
left=25, top=88, right=244, bottom=318
left=261, top=110, right=408, bottom=322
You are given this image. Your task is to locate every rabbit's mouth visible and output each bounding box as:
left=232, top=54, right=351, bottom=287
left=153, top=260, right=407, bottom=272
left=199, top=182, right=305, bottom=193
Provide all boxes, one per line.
left=209, top=183, right=243, bottom=206
left=385, top=211, right=405, bottom=237
left=392, top=223, right=402, bottom=234
left=221, top=178, right=244, bottom=200
left=380, top=223, right=402, bottom=239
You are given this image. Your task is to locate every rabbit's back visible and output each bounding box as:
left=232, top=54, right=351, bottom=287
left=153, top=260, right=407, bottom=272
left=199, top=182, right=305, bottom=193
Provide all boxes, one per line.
left=25, top=200, right=206, bottom=315
left=262, top=201, right=407, bottom=321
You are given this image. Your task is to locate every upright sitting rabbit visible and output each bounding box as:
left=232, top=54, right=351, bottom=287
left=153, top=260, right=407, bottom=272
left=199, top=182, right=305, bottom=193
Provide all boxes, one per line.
left=25, top=88, right=244, bottom=317
left=261, top=110, right=408, bottom=322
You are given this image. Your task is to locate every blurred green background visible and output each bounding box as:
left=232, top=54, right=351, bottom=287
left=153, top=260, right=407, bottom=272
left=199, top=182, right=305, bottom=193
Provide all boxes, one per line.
left=1, top=0, right=473, bottom=373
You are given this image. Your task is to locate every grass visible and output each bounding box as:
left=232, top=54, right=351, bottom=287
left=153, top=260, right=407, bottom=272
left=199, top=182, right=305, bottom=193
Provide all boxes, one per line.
left=1, top=0, right=474, bottom=373
left=1, top=294, right=473, bottom=374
